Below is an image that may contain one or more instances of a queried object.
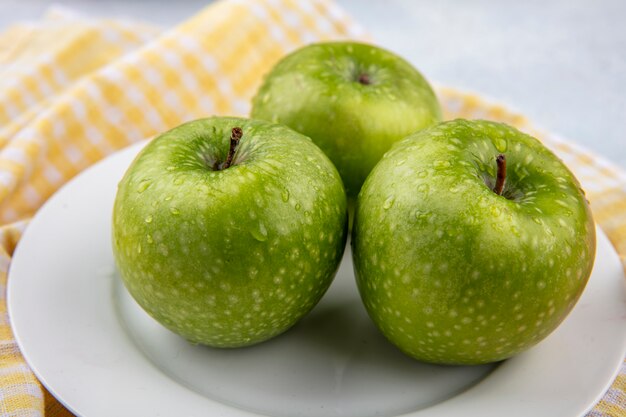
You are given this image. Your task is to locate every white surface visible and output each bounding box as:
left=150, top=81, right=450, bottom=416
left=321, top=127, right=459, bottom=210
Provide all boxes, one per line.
left=8, top=140, right=626, bottom=417
left=0, top=0, right=624, bottom=171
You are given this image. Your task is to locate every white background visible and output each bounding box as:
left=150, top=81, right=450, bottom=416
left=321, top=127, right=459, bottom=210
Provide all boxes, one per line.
left=1, top=0, right=625, bottom=170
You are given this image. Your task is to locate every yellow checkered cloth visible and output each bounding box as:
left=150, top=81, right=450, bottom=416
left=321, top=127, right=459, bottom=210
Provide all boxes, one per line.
left=0, top=1, right=623, bottom=416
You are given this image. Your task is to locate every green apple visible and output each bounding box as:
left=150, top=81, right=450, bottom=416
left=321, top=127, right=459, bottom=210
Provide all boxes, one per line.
left=112, top=117, right=348, bottom=348
left=352, top=119, right=596, bottom=364
left=251, top=41, right=442, bottom=199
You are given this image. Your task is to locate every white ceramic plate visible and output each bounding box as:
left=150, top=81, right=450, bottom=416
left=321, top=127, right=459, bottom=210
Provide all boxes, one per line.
left=8, top=141, right=626, bottom=417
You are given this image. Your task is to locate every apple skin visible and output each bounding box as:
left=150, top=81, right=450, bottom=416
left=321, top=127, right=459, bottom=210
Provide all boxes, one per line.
left=112, top=117, right=348, bottom=348
left=351, top=119, right=596, bottom=364
left=251, top=41, right=442, bottom=199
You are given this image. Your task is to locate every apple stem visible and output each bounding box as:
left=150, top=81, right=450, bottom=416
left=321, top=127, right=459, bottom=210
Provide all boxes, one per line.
left=494, top=154, right=506, bottom=196
left=222, top=127, right=243, bottom=170
left=358, top=73, right=371, bottom=85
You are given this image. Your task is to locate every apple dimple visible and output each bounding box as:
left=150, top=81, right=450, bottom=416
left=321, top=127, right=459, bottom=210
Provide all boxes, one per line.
left=357, top=72, right=372, bottom=85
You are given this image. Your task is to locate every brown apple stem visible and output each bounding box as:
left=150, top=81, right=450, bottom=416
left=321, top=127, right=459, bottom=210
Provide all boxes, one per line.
left=358, top=73, right=371, bottom=85
left=222, top=127, right=243, bottom=170
left=493, top=154, right=506, bottom=195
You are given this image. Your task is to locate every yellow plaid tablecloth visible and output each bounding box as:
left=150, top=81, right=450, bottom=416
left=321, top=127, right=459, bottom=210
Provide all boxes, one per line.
left=0, top=1, right=623, bottom=416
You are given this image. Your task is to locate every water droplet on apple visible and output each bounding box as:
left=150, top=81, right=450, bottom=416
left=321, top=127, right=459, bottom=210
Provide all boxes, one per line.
left=495, top=138, right=507, bottom=152
left=147, top=234, right=153, bottom=244
left=295, top=203, right=301, bottom=211
left=381, top=195, right=395, bottom=210
left=417, top=184, right=429, bottom=194
left=532, top=217, right=543, bottom=225
left=417, top=170, right=428, bottom=178
left=145, top=215, right=153, bottom=223
left=174, top=178, right=184, bottom=185
left=433, top=160, right=451, bottom=170
left=170, top=207, right=180, bottom=215
left=395, top=159, right=406, bottom=167
left=164, top=195, right=172, bottom=201
left=137, top=244, right=142, bottom=254
left=491, top=207, right=501, bottom=217
left=281, top=189, right=289, bottom=202
left=250, top=222, right=268, bottom=242
left=137, top=180, right=151, bottom=193
left=524, top=154, right=534, bottom=165
left=166, top=166, right=176, bottom=171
